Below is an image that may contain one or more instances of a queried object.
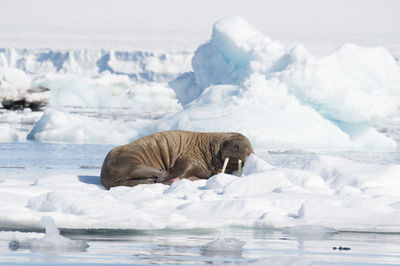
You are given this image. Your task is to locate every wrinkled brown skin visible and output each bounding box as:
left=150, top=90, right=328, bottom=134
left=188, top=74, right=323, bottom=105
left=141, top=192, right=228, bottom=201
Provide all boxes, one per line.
left=100, top=130, right=253, bottom=190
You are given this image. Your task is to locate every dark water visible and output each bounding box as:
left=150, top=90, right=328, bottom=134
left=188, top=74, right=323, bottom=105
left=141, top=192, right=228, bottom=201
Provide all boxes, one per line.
left=0, top=142, right=114, bottom=180
left=2, top=142, right=400, bottom=181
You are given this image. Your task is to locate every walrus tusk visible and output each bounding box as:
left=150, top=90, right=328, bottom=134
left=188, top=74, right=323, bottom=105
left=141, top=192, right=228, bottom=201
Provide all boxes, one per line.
left=238, top=159, right=242, bottom=177
left=221, top=157, right=229, bottom=173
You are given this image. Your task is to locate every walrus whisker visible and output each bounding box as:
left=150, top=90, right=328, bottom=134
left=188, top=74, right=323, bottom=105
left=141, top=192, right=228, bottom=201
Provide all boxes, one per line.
left=238, top=159, right=242, bottom=177
left=221, top=157, right=229, bottom=173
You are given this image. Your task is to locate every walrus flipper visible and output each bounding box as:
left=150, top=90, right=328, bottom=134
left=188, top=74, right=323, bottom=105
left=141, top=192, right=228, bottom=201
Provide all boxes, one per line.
left=101, top=161, right=168, bottom=189
left=157, top=158, right=207, bottom=184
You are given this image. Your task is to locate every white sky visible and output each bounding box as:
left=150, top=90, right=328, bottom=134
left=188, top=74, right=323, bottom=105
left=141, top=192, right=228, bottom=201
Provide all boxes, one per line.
left=0, top=0, right=399, bottom=53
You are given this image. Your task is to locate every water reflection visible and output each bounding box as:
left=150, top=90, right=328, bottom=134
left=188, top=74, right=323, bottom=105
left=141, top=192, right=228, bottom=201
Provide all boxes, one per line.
left=3, top=227, right=400, bottom=265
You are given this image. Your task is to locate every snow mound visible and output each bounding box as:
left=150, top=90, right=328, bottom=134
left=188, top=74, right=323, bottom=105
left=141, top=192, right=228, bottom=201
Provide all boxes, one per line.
left=279, top=43, right=400, bottom=123
left=27, top=109, right=154, bottom=144
left=32, top=72, right=182, bottom=111
left=167, top=16, right=400, bottom=151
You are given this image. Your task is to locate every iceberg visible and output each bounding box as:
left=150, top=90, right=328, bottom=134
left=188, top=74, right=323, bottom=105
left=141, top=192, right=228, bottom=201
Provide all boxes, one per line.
left=166, top=16, right=400, bottom=151
left=0, top=48, right=190, bottom=111
left=0, top=48, right=192, bottom=82
left=33, top=72, right=181, bottom=111
left=0, top=68, right=32, bottom=102
left=27, top=109, right=156, bottom=144
left=21, top=16, right=400, bottom=150
left=200, top=237, right=246, bottom=257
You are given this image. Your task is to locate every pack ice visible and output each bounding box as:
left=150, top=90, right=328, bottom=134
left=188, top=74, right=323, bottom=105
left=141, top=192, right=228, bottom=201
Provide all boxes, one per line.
left=25, top=16, right=400, bottom=150
left=1, top=153, right=400, bottom=232
left=1, top=16, right=400, bottom=233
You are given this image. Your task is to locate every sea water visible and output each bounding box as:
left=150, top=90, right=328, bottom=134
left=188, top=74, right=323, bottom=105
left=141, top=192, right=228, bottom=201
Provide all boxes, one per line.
left=2, top=228, right=400, bottom=265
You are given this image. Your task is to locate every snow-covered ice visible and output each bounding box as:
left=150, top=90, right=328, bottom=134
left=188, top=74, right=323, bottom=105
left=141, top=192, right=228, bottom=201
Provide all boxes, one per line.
left=0, top=48, right=192, bottom=81
left=18, top=16, right=400, bottom=150
left=0, top=68, right=32, bottom=102
left=0, top=153, right=400, bottom=233
left=161, top=16, right=400, bottom=150
left=1, top=15, right=400, bottom=238
left=0, top=0, right=399, bottom=263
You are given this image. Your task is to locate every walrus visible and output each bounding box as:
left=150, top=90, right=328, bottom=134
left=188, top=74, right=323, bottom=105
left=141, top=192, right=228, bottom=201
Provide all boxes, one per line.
left=100, top=130, right=253, bottom=189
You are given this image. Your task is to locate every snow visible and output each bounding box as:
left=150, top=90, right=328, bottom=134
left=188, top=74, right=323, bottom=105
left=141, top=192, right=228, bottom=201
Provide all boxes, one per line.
left=0, top=48, right=191, bottom=111
left=15, top=16, right=399, bottom=151
left=0, top=48, right=192, bottom=81
left=0, top=13, right=400, bottom=238
left=0, top=1, right=398, bottom=264
left=27, top=109, right=154, bottom=144
left=1, top=153, right=400, bottom=233
left=279, top=43, right=400, bottom=123
left=163, top=16, right=400, bottom=150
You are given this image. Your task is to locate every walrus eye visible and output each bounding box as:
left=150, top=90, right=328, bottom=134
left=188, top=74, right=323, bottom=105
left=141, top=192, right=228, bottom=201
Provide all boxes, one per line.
left=238, top=159, right=243, bottom=177
left=221, top=157, right=230, bottom=173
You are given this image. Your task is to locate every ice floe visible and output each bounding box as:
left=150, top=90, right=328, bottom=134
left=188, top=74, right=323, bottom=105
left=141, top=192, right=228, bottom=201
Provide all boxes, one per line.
left=1, top=154, right=400, bottom=233
left=8, top=216, right=88, bottom=252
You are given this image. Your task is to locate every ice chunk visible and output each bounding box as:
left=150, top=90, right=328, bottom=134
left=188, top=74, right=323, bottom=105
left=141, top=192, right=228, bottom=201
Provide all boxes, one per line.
left=26, top=110, right=89, bottom=143
left=41, top=216, right=62, bottom=236
left=34, top=73, right=130, bottom=108
left=191, top=16, right=284, bottom=90
left=26, top=109, right=149, bottom=144
left=0, top=68, right=32, bottom=101
left=158, top=75, right=359, bottom=150
left=9, top=216, right=88, bottom=252
left=305, top=155, right=400, bottom=194
left=164, top=16, right=400, bottom=151
left=279, top=43, right=400, bottom=123
left=200, top=237, right=246, bottom=256
left=169, top=72, right=201, bottom=105
left=0, top=48, right=192, bottom=82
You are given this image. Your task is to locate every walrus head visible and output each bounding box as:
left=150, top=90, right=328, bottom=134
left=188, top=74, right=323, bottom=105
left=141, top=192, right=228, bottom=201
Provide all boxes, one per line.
left=220, top=133, right=253, bottom=176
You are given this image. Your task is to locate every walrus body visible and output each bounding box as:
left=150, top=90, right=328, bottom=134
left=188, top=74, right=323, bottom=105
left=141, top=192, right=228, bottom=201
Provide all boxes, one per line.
left=100, top=130, right=253, bottom=189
